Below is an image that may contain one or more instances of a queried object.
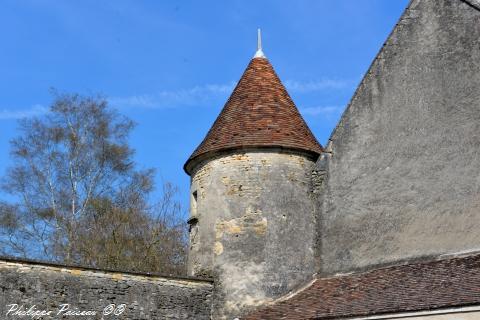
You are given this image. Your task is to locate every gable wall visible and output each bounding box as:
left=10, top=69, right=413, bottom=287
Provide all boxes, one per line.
left=320, top=0, right=480, bottom=275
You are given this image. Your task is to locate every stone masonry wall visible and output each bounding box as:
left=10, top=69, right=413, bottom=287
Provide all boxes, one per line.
left=0, top=258, right=213, bottom=320
left=320, top=0, right=480, bottom=275
left=188, top=149, right=317, bottom=319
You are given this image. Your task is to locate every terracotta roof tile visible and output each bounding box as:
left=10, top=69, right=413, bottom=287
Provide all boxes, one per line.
left=184, top=57, right=322, bottom=174
left=245, top=254, right=480, bottom=319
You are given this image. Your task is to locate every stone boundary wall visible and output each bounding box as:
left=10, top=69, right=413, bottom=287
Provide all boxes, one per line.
left=0, top=257, right=213, bottom=319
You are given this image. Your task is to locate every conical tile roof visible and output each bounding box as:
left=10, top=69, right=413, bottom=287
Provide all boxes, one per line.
left=184, top=56, right=323, bottom=174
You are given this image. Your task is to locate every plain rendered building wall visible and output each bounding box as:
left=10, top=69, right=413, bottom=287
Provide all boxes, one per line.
left=351, top=309, right=480, bottom=320
left=320, top=0, right=480, bottom=275
left=0, top=258, right=213, bottom=320
left=393, top=312, right=480, bottom=320
left=187, top=149, right=317, bottom=319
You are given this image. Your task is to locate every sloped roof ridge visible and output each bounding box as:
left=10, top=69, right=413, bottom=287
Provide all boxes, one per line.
left=327, top=0, right=480, bottom=151
left=326, top=0, right=417, bottom=150
left=461, top=0, right=480, bottom=11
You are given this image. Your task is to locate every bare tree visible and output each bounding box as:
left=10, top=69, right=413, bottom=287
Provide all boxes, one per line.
left=0, top=93, right=187, bottom=275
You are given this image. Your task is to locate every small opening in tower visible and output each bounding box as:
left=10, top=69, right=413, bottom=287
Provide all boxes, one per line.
left=187, top=217, right=198, bottom=233
left=191, top=191, right=198, bottom=217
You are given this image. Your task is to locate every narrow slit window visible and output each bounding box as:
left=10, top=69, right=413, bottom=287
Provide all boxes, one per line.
left=191, top=191, right=198, bottom=217
left=187, top=216, right=198, bottom=233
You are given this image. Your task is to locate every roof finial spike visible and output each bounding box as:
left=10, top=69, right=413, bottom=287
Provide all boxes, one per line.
left=254, top=28, right=266, bottom=59
left=257, top=28, right=262, bottom=51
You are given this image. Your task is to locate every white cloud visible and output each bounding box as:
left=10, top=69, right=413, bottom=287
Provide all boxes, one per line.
left=0, top=79, right=351, bottom=119
left=0, top=105, right=48, bottom=120
left=285, top=79, right=350, bottom=93
left=109, top=82, right=236, bottom=110
left=109, top=78, right=351, bottom=110
left=300, top=105, right=345, bottom=117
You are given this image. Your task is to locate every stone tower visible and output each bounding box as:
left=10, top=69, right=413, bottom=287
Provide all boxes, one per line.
left=184, top=31, right=323, bottom=319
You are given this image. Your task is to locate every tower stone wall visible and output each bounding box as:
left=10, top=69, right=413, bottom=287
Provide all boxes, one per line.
left=184, top=48, right=322, bottom=319
left=187, top=149, right=317, bottom=319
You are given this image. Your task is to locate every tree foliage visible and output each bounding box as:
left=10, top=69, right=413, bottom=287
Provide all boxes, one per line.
left=0, top=93, right=187, bottom=275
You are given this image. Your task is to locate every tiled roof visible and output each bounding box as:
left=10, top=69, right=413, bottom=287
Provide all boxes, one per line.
left=184, top=57, right=322, bottom=174
left=245, top=253, right=480, bottom=319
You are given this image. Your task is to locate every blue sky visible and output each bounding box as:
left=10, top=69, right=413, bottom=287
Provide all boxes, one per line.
left=0, top=0, right=409, bottom=214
